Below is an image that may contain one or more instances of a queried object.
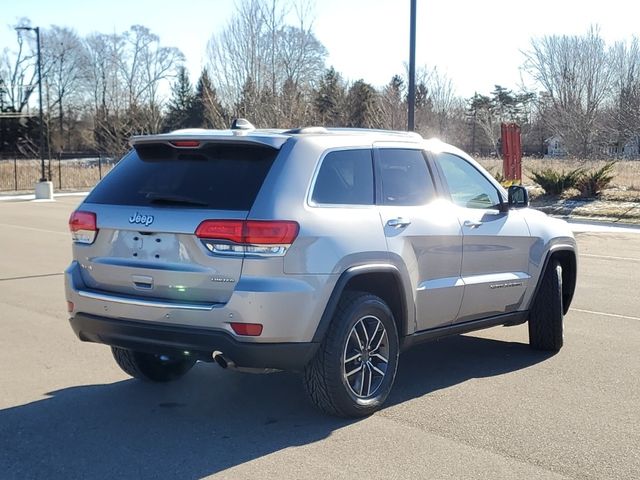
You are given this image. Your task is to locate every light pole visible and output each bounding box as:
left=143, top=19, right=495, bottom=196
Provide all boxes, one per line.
left=408, top=0, right=417, bottom=132
left=16, top=26, right=46, bottom=182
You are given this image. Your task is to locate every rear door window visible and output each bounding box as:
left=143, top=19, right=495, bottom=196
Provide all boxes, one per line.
left=85, top=143, right=278, bottom=210
left=311, top=149, right=374, bottom=205
left=377, top=149, right=436, bottom=205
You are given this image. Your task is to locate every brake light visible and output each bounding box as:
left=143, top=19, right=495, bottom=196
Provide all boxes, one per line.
left=195, top=220, right=244, bottom=243
left=195, top=220, right=299, bottom=256
left=69, top=210, right=97, bottom=244
left=170, top=140, right=201, bottom=148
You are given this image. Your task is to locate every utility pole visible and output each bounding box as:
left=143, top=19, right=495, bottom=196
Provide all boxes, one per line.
left=16, top=26, right=46, bottom=182
left=407, top=0, right=417, bottom=131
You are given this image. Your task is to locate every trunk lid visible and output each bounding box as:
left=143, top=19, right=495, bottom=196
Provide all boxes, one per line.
left=74, top=140, right=280, bottom=305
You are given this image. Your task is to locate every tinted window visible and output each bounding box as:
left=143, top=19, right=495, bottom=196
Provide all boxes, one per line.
left=85, top=143, right=278, bottom=210
left=437, top=153, right=501, bottom=209
left=378, top=149, right=435, bottom=206
left=311, top=149, right=374, bottom=205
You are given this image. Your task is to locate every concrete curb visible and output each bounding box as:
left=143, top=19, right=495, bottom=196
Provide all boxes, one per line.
left=532, top=198, right=640, bottom=225
left=0, top=191, right=89, bottom=202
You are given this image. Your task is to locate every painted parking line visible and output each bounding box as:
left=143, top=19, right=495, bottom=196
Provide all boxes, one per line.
left=580, top=253, right=640, bottom=262
left=0, top=191, right=89, bottom=202
left=569, top=222, right=640, bottom=234
left=571, top=308, right=640, bottom=321
left=0, top=272, right=63, bottom=282
left=0, top=222, right=68, bottom=235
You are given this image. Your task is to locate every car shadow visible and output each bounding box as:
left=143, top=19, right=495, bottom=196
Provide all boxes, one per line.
left=387, top=333, right=552, bottom=407
left=0, top=333, right=551, bottom=479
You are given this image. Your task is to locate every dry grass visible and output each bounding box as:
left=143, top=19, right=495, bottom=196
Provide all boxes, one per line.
left=0, top=159, right=115, bottom=192
left=476, top=157, right=640, bottom=201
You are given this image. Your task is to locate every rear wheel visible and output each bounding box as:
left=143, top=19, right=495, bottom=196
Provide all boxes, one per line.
left=111, top=347, right=196, bottom=382
left=528, top=260, right=564, bottom=352
left=303, top=292, right=399, bottom=417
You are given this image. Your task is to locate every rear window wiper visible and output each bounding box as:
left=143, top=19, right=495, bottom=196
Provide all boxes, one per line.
left=144, top=192, right=209, bottom=207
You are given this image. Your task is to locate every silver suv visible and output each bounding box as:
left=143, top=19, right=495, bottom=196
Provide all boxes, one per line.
left=65, top=123, right=577, bottom=417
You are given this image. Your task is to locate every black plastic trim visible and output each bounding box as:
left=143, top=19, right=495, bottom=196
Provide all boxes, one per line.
left=400, top=311, right=528, bottom=351
left=528, top=246, right=577, bottom=314
left=70, top=313, right=318, bottom=371
left=311, top=264, right=414, bottom=343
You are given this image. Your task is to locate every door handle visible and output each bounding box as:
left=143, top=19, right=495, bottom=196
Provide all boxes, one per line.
left=463, top=220, right=483, bottom=228
left=387, top=218, right=412, bottom=228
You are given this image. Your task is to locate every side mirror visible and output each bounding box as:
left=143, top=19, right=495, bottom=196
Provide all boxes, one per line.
left=507, top=185, right=529, bottom=209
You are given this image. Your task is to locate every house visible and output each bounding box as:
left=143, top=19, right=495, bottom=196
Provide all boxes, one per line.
left=544, top=134, right=567, bottom=157
left=623, top=136, right=640, bottom=158
left=543, top=133, right=640, bottom=158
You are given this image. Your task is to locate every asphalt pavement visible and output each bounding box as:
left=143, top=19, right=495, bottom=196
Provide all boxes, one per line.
left=0, top=197, right=638, bottom=479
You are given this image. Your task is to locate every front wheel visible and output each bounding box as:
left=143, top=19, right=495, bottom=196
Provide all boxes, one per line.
left=528, top=260, right=564, bottom=352
left=111, top=347, right=196, bottom=382
left=303, top=292, right=399, bottom=417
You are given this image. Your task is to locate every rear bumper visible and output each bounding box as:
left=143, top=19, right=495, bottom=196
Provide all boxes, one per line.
left=70, top=313, right=319, bottom=371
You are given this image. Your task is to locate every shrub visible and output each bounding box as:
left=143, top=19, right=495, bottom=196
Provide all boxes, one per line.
left=490, top=168, right=506, bottom=183
left=575, top=162, right=616, bottom=197
left=489, top=169, right=521, bottom=187
left=529, top=167, right=584, bottom=195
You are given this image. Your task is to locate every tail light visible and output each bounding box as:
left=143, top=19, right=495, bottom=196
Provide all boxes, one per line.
left=69, top=210, right=98, bottom=244
left=195, top=220, right=299, bottom=256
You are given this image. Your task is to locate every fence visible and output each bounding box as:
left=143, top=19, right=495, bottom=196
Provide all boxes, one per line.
left=0, top=153, right=117, bottom=192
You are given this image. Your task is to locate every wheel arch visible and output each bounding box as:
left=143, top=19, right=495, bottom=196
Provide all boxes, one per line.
left=531, top=246, right=577, bottom=315
left=312, top=264, right=414, bottom=343
left=551, top=249, right=577, bottom=314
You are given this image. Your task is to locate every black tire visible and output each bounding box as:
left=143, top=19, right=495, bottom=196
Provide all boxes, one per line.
left=111, top=347, right=196, bottom=382
left=303, top=291, right=399, bottom=417
left=528, top=260, right=564, bottom=351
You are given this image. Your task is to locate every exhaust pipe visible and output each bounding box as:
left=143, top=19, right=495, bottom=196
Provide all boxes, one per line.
left=212, top=350, right=279, bottom=374
left=212, top=351, right=236, bottom=369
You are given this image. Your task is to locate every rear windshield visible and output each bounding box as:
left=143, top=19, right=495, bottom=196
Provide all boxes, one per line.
left=85, top=142, right=278, bottom=210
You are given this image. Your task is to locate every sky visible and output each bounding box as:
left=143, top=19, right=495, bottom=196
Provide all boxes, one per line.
left=2, top=0, right=640, bottom=98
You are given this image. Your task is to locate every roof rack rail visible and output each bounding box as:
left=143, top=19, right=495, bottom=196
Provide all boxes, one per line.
left=283, top=127, right=329, bottom=135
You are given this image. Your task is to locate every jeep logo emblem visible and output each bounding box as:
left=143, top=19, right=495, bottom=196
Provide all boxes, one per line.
left=129, top=212, right=154, bottom=226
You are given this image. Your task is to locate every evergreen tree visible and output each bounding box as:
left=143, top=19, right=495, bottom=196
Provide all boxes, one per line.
left=235, top=76, right=259, bottom=122
left=281, top=77, right=304, bottom=127
left=193, top=69, right=227, bottom=129
left=314, top=67, right=345, bottom=126
left=346, top=80, right=382, bottom=128
left=466, top=85, right=534, bottom=155
left=163, top=67, right=196, bottom=131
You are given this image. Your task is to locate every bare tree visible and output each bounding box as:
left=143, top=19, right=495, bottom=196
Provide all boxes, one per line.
left=118, top=25, right=184, bottom=133
left=608, top=37, right=640, bottom=156
left=206, top=0, right=326, bottom=126
left=522, top=26, right=613, bottom=157
left=0, top=19, right=38, bottom=113
left=82, top=32, right=128, bottom=154
left=421, top=66, right=457, bottom=140
left=41, top=26, right=88, bottom=150
left=380, top=75, right=405, bottom=130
